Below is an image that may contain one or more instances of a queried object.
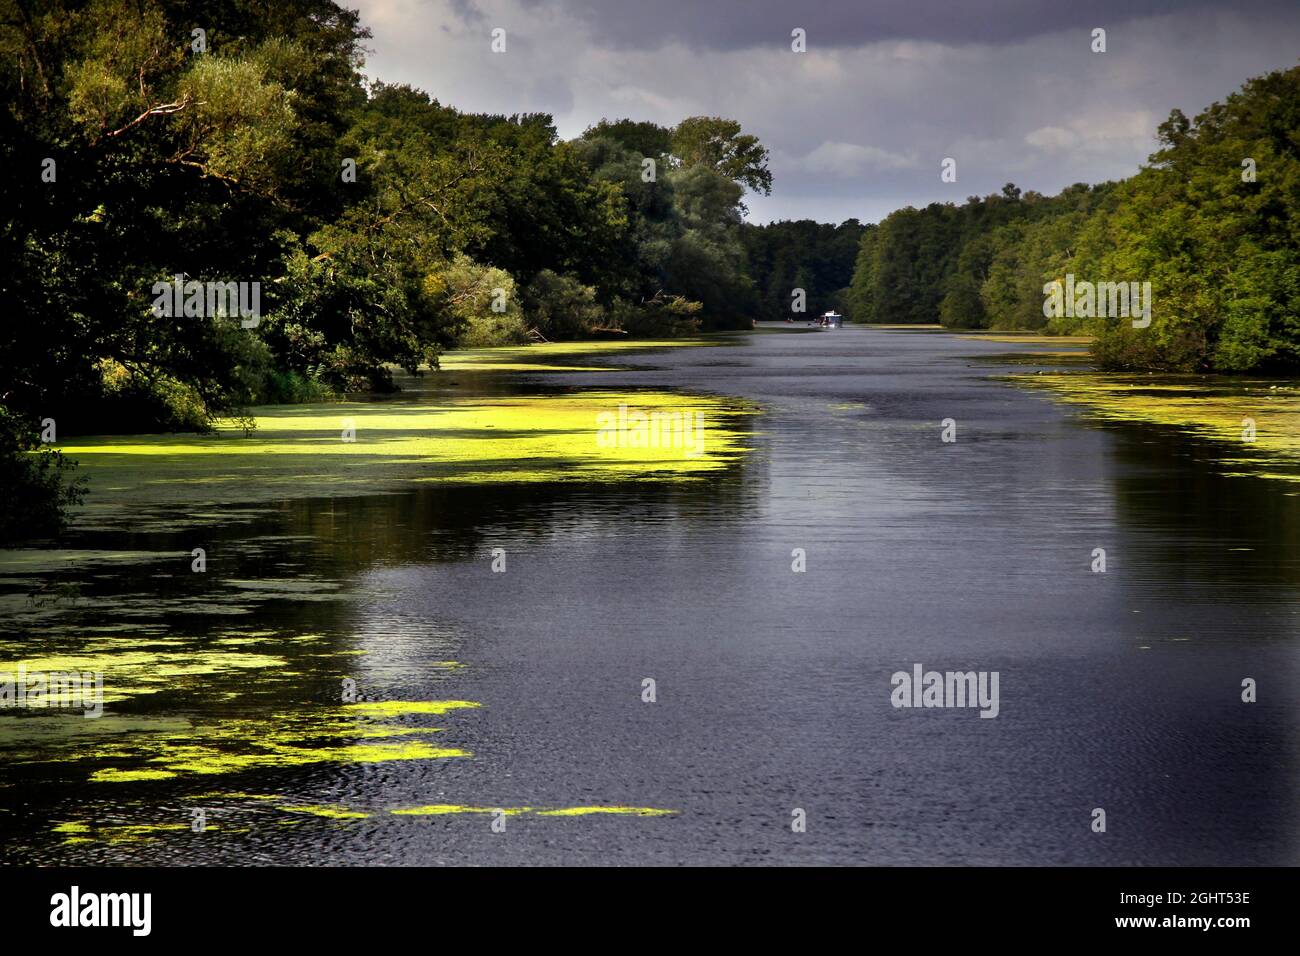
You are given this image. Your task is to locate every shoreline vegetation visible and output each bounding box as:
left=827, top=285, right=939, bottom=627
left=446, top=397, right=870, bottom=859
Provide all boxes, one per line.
left=843, top=64, right=1300, bottom=378
left=866, top=325, right=1300, bottom=483
left=1012, top=371, right=1300, bottom=485
left=3, top=1, right=775, bottom=541
left=19, top=329, right=1300, bottom=541
left=3, top=0, right=1297, bottom=540
left=44, top=339, right=755, bottom=535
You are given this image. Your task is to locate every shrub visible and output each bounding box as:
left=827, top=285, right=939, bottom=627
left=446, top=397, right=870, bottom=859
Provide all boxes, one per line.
left=0, top=407, right=85, bottom=544
left=523, top=270, right=604, bottom=339
left=610, top=294, right=703, bottom=337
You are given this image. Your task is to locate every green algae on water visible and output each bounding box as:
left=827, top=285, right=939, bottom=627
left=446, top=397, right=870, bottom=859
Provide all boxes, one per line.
left=436, top=338, right=713, bottom=373
left=49, top=340, right=755, bottom=528
left=81, top=706, right=476, bottom=782
left=344, top=700, right=479, bottom=716
left=1014, top=372, right=1300, bottom=483
left=388, top=804, right=676, bottom=817
left=277, top=804, right=371, bottom=819
left=54, top=390, right=753, bottom=522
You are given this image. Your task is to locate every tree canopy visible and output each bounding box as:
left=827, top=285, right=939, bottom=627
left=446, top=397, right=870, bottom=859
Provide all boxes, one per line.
left=846, top=63, right=1300, bottom=373
left=0, top=0, right=776, bottom=539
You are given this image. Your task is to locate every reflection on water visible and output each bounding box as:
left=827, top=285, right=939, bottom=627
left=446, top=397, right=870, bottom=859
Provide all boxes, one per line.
left=1, top=331, right=1297, bottom=865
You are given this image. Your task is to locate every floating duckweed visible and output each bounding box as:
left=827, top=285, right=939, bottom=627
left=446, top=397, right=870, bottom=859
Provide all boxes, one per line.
left=278, top=804, right=371, bottom=819
left=436, top=360, right=609, bottom=372
left=0, top=716, right=194, bottom=747
left=0, top=550, right=179, bottom=575
left=388, top=804, right=675, bottom=817
left=343, top=701, right=480, bottom=716
left=390, top=804, right=529, bottom=816
left=193, top=791, right=279, bottom=801
left=959, top=333, right=1094, bottom=347
left=0, top=647, right=286, bottom=707
left=52, top=819, right=192, bottom=844
left=91, top=735, right=468, bottom=781
left=1016, top=372, right=1300, bottom=482
left=82, top=704, right=478, bottom=782
left=533, top=806, right=677, bottom=817
left=54, top=386, right=754, bottom=521
left=90, top=768, right=178, bottom=783
left=436, top=339, right=711, bottom=374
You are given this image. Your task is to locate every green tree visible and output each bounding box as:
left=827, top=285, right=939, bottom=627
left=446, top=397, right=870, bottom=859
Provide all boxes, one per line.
left=1088, top=65, right=1300, bottom=371
left=522, top=270, right=605, bottom=340
left=582, top=119, right=672, bottom=159
left=670, top=116, right=772, bottom=196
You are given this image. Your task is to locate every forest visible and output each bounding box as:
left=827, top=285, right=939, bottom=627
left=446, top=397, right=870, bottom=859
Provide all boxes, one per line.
left=741, top=217, right=865, bottom=321
left=0, top=0, right=786, bottom=538
left=2, top=0, right=1298, bottom=542
left=846, top=63, right=1300, bottom=375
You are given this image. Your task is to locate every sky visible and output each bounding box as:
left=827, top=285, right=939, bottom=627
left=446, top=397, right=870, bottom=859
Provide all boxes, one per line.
left=350, top=0, right=1300, bottom=224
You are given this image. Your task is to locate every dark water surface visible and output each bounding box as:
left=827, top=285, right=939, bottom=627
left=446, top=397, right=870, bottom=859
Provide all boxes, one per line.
left=2, top=328, right=1297, bottom=865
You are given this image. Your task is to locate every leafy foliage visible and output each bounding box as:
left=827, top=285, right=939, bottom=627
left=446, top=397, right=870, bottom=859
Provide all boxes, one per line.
left=0, top=0, right=778, bottom=536
left=742, top=219, right=865, bottom=321
left=846, top=64, right=1300, bottom=372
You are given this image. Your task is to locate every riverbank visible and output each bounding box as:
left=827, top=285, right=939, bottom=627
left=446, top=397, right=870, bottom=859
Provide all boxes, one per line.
left=1011, top=370, right=1300, bottom=484
left=856, top=324, right=1300, bottom=485
left=41, top=339, right=755, bottom=535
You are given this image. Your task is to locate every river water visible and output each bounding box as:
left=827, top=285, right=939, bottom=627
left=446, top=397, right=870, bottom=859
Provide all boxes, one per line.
left=2, top=327, right=1297, bottom=865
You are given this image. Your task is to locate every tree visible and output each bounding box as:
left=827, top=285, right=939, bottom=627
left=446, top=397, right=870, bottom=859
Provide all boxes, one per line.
left=670, top=116, right=772, bottom=196
left=522, top=271, right=604, bottom=339
left=743, top=219, right=866, bottom=321
left=582, top=119, right=672, bottom=159
left=1088, top=65, right=1300, bottom=371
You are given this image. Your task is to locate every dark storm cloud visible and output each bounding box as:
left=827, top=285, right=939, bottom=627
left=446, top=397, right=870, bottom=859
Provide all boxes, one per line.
left=355, top=0, right=1300, bottom=223
left=524, top=0, right=1269, bottom=50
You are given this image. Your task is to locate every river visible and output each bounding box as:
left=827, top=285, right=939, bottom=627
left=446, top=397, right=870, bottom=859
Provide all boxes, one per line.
left=1, top=326, right=1297, bottom=865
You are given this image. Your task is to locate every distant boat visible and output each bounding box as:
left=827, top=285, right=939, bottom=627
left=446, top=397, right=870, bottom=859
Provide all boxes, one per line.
left=819, top=311, right=843, bottom=329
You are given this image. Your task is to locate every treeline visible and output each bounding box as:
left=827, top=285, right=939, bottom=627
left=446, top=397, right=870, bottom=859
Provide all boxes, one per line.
left=847, top=63, right=1300, bottom=373
left=0, top=0, right=775, bottom=538
left=741, top=218, right=865, bottom=320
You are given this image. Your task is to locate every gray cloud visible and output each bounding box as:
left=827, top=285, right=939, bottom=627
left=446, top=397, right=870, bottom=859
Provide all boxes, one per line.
left=353, top=0, right=1300, bottom=223
left=524, top=0, right=1285, bottom=49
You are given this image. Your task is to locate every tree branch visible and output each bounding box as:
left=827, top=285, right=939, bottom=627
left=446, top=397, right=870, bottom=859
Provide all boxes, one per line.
left=105, top=95, right=197, bottom=138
